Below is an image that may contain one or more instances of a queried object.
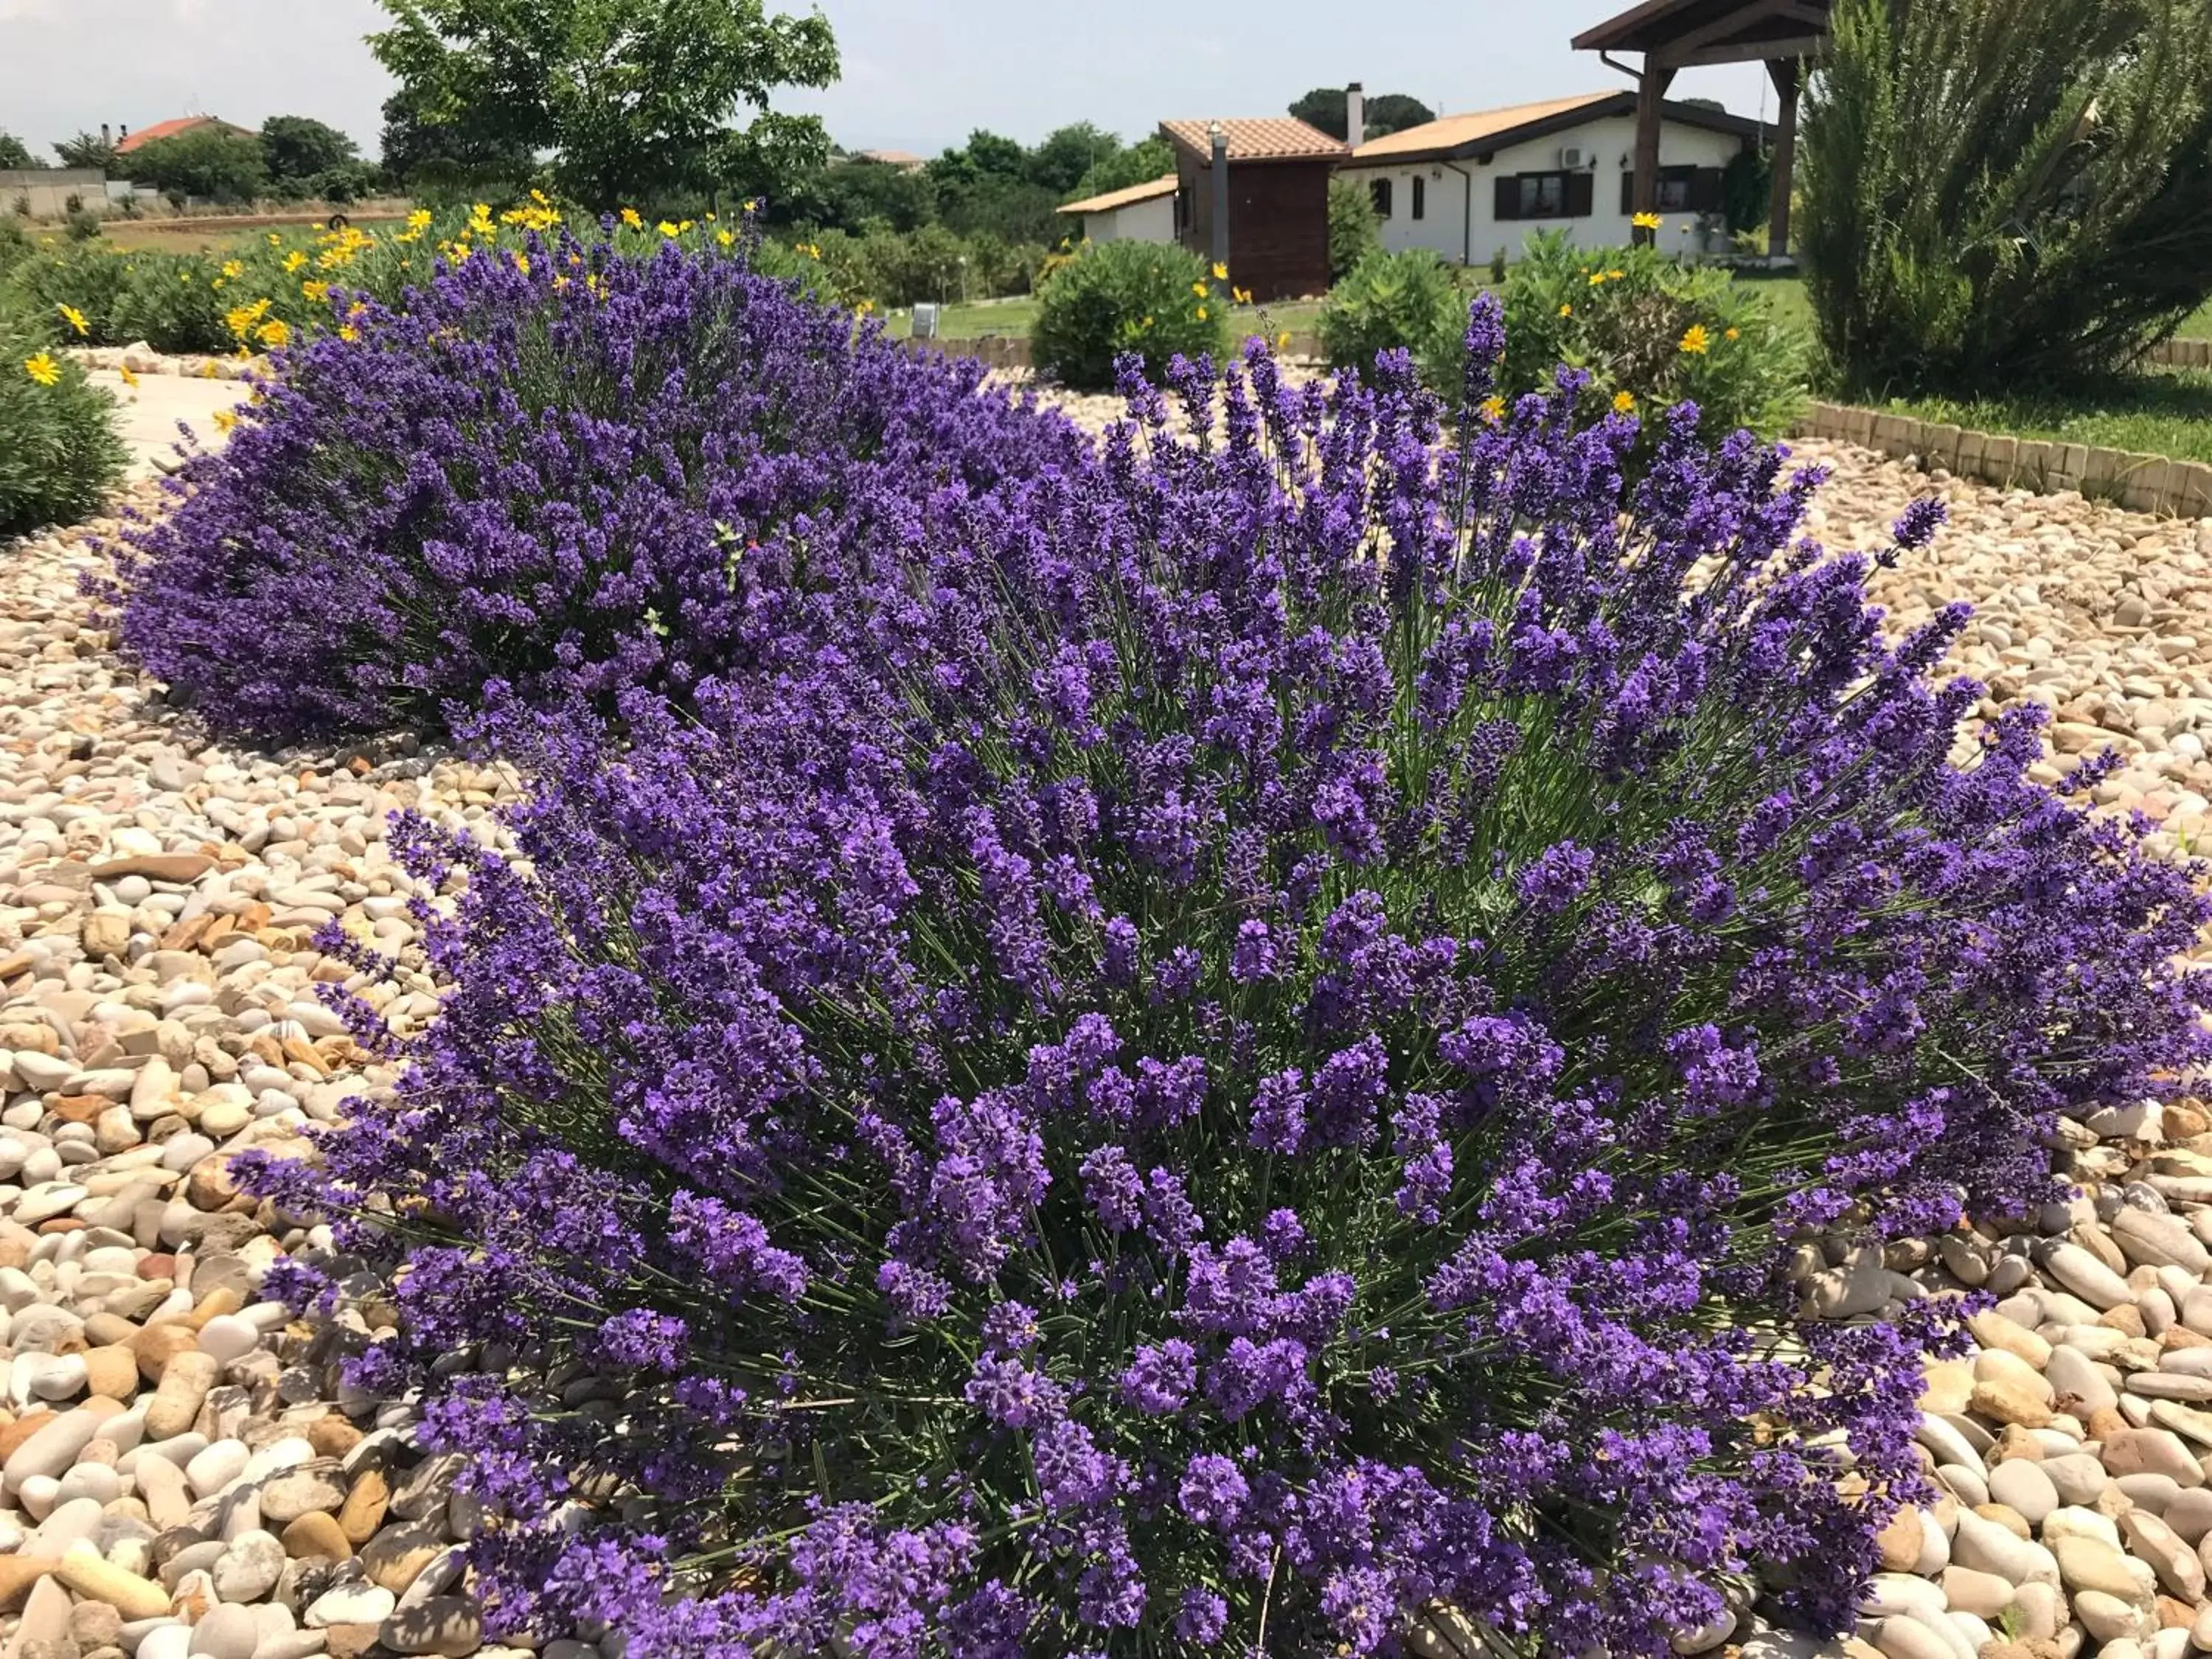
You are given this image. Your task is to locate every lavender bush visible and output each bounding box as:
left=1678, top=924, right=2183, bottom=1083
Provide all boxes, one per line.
left=106, top=234, right=1089, bottom=742
left=253, top=313, right=2210, bottom=1658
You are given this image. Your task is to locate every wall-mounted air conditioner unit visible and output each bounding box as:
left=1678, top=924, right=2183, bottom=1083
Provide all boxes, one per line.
left=1559, top=146, right=1590, bottom=170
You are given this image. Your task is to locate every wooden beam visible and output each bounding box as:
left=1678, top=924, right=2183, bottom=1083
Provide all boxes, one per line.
left=1632, top=59, right=1676, bottom=242
left=1767, top=55, right=1801, bottom=258
left=1657, top=0, right=1795, bottom=64
left=1657, top=32, right=1826, bottom=69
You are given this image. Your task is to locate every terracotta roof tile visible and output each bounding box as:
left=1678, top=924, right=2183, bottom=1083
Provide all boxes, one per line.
left=1057, top=174, right=1180, bottom=215
left=118, top=116, right=253, bottom=153
left=1158, top=118, right=1348, bottom=163
left=1346, top=94, right=1622, bottom=163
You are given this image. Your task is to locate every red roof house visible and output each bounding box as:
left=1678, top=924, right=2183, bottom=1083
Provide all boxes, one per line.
left=116, top=116, right=255, bottom=155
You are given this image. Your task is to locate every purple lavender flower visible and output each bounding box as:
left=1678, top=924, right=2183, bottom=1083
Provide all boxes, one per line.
left=254, top=291, right=2211, bottom=1657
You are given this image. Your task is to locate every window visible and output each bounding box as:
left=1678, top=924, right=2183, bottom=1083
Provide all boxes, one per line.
left=1495, top=170, right=1593, bottom=221
left=1411, top=175, right=1426, bottom=220
left=1620, top=166, right=1725, bottom=216
left=1370, top=177, right=1393, bottom=218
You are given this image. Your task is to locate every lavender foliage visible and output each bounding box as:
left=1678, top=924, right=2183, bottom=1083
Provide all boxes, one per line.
left=251, top=313, right=2211, bottom=1656
left=105, top=234, right=1090, bottom=742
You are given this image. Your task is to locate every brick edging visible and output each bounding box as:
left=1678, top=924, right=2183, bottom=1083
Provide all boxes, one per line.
left=1791, top=402, right=2212, bottom=518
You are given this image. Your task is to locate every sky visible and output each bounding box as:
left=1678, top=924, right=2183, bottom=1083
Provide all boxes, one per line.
left=0, top=0, right=1779, bottom=163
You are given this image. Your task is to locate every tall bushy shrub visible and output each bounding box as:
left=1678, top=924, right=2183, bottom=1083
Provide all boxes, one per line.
left=251, top=310, right=2209, bottom=1658
left=108, top=236, right=1089, bottom=740
left=1031, top=238, right=1229, bottom=389
left=1317, top=247, right=1462, bottom=372
left=1326, top=174, right=1382, bottom=280
left=1483, top=230, right=1804, bottom=453
left=1801, top=0, right=2212, bottom=394
left=1, top=321, right=126, bottom=538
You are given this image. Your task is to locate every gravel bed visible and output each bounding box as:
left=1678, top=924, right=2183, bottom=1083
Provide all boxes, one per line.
left=2, top=425, right=2211, bottom=1659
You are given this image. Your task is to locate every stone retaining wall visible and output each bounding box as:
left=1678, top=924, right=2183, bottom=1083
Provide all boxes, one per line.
left=1792, top=402, right=2212, bottom=518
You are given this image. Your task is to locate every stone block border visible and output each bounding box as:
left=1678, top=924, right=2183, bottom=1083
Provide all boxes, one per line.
left=2149, top=336, right=2212, bottom=371
left=1792, top=401, right=2212, bottom=518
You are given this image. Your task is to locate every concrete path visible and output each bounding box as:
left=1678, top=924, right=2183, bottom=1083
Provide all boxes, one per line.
left=83, top=370, right=251, bottom=481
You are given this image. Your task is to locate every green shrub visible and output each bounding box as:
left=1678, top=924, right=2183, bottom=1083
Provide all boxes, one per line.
left=1318, top=248, right=1463, bottom=373
left=1801, top=0, right=2212, bottom=395
left=1029, top=238, right=1229, bottom=389
left=0, top=319, right=127, bottom=539
left=1481, top=230, right=1804, bottom=451
left=0, top=218, right=32, bottom=279
left=4, top=246, right=134, bottom=344
left=111, top=256, right=233, bottom=354
left=1326, top=175, right=1380, bottom=281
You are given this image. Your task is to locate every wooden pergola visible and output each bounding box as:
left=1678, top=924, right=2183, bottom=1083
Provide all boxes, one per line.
left=1573, top=0, right=1831, bottom=256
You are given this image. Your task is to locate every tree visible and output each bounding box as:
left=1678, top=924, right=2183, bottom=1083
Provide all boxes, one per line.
left=928, top=131, right=1056, bottom=242
left=1065, top=136, right=1174, bottom=204
left=0, top=133, right=40, bottom=170
left=369, top=0, right=840, bottom=211
left=1026, top=123, right=1119, bottom=195
left=1288, top=88, right=1435, bottom=143
left=1801, top=0, right=2212, bottom=393
left=52, top=132, right=121, bottom=175
left=787, top=156, right=936, bottom=233
left=379, top=87, right=535, bottom=196
left=126, top=127, right=267, bottom=204
left=262, top=116, right=359, bottom=183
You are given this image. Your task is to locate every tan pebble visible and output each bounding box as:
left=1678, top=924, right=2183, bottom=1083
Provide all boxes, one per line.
left=307, top=1413, right=363, bottom=1458
left=1973, top=1376, right=2055, bottom=1428
left=125, top=1321, right=196, bottom=1385
left=81, top=1346, right=137, bottom=1400
left=53, top=1553, right=169, bottom=1620
left=281, top=1510, right=353, bottom=1560
left=338, top=1467, right=389, bottom=1545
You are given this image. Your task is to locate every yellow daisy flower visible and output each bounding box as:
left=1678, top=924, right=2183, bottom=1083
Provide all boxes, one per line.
left=1632, top=211, right=1663, bottom=232
left=338, top=324, right=361, bottom=343
left=119, top=364, right=139, bottom=388
left=1191, top=282, right=1208, bottom=298
left=212, top=408, right=238, bottom=432
left=1613, top=390, right=1636, bottom=414
left=1725, top=327, right=1740, bottom=341
left=57, top=303, right=89, bottom=336
left=1211, top=262, right=1228, bottom=281
left=302, top=280, right=330, bottom=302
left=283, top=251, right=308, bottom=274
left=1559, top=303, right=1573, bottom=318
left=221, top=260, right=243, bottom=279
left=620, top=207, right=644, bottom=229
left=23, top=352, right=61, bottom=386
left=1479, top=394, right=1506, bottom=423
left=1679, top=324, right=1712, bottom=355
left=257, top=319, right=290, bottom=349
left=716, top=229, right=735, bottom=248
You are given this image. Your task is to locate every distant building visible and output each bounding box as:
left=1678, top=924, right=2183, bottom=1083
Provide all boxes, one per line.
left=1054, top=175, right=1178, bottom=246
left=850, top=148, right=927, bottom=171
left=116, top=116, right=256, bottom=155
left=1335, top=91, right=1764, bottom=265
left=1157, top=117, right=1346, bottom=301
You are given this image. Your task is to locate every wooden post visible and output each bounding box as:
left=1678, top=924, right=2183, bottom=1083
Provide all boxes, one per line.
left=1208, top=123, right=1231, bottom=278
left=1767, top=56, right=1801, bottom=260
left=1632, top=60, right=1675, bottom=246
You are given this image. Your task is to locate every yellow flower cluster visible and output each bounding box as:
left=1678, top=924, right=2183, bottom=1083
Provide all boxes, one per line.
left=23, top=352, right=60, bottom=387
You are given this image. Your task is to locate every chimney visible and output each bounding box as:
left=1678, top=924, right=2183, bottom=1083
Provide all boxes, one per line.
left=119, top=124, right=129, bottom=143
left=1345, top=82, right=1366, bottom=147
left=100, top=123, right=111, bottom=147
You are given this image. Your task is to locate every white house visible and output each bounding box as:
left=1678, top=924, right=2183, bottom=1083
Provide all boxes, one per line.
left=1054, top=175, right=1179, bottom=246
left=1336, top=91, right=1764, bottom=266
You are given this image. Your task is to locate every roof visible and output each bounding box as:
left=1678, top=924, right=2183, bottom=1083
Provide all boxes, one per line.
left=1057, top=174, right=1180, bottom=216
left=1158, top=118, right=1349, bottom=164
left=852, top=148, right=926, bottom=169
left=117, top=116, right=254, bottom=154
left=1341, top=91, right=1765, bottom=166
left=1573, top=0, right=1831, bottom=62
left=1349, top=94, right=1617, bottom=162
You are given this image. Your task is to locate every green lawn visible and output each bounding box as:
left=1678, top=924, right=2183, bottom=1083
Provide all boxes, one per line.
left=1873, top=370, right=2212, bottom=465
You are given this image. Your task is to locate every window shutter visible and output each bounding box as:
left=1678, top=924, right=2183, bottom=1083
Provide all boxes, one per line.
left=1566, top=171, right=1594, bottom=218
left=1495, top=176, right=1519, bottom=221
left=1621, top=171, right=1635, bottom=216
left=1691, top=167, right=1725, bottom=212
